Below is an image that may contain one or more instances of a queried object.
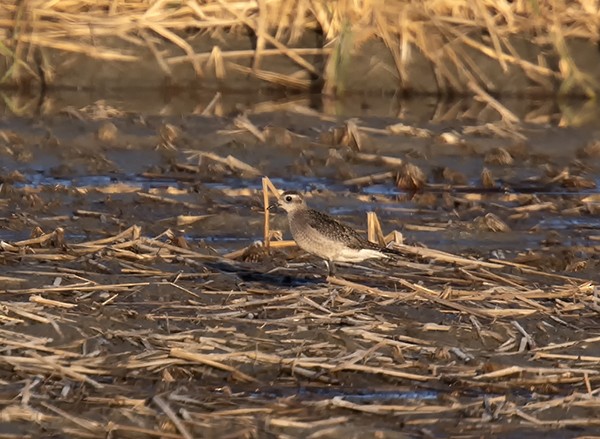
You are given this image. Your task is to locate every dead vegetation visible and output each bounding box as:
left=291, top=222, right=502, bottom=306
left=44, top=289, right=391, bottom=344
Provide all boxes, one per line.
left=1, top=166, right=599, bottom=436
left=0, top=189, right=599, bottom=437
left=0, top=111, right=599, bottom=436
left=1, top=1, right=600, bottom=121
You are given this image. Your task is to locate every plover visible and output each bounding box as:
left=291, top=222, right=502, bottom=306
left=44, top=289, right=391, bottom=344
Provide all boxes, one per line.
left=269, top=190, right=397, bottom=276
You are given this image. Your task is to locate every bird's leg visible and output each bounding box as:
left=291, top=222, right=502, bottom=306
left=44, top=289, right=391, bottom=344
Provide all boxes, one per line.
left=325, top=260, right=336, bottom=277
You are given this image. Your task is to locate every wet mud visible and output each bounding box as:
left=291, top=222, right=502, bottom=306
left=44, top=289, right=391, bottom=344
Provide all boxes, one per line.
left=0, top=101, right=600, bottom=437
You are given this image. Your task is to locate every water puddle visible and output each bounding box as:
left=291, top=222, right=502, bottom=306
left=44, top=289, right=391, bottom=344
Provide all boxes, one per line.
left=248, top=387, right=440, bottom=402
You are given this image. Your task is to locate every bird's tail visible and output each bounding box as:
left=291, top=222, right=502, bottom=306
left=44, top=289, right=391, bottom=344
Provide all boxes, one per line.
left=364, top=239, right=403, bottom=256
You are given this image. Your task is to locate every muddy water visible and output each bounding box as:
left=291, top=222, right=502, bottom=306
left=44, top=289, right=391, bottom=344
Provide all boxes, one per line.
left=1, top=102, right=599, bottom=272
left=1, top=93, right=600, bottom=437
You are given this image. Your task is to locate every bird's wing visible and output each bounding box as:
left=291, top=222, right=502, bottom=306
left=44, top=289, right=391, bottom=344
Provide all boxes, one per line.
left=305, top=209, right=377, bottom=250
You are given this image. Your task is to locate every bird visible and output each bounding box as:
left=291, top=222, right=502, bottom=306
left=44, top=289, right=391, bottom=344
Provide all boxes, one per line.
left=268, top=190, right=398, bottom=277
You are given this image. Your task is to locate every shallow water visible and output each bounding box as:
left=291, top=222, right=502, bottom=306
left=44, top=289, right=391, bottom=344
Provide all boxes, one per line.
left=1, top=92, right=600, bottom=438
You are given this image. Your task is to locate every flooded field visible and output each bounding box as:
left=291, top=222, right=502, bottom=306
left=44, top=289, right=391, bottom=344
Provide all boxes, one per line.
left=1, top=94, right=600, bottom=438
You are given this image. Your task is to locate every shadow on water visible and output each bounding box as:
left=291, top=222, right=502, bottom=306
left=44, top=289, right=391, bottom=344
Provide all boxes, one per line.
left=203, top=260, right=325, bottom=287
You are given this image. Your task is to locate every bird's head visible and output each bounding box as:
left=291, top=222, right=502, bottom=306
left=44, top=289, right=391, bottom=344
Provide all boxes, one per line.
left=268, top=190, right=307, bottom=213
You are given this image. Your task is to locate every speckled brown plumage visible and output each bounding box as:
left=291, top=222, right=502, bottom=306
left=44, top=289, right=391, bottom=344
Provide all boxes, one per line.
left=295, top=208, right=379, bottom=251
left=271, top=190, right=397, bottom=276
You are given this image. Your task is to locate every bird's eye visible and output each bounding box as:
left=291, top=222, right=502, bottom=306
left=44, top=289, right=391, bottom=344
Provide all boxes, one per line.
left=284, top=195, right=292, bottom=202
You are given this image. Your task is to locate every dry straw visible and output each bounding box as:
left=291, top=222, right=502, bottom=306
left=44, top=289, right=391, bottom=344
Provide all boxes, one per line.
left=0, top=169, right=597, bottom=435
left=1, top=194, right=599, bottom=435
left=1, top=1, right=599, bottom=119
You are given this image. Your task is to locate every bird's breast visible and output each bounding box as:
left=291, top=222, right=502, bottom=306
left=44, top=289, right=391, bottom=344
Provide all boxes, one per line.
left=288, top=211, right=341, bottom=260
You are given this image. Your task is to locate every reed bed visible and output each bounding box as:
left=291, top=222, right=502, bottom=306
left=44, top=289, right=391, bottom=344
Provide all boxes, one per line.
left=1, top=0, right=600, bottom=120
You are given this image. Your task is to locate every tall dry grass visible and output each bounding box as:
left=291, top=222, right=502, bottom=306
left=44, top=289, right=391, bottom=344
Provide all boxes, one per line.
left=0, top=0, right=598, bottom=113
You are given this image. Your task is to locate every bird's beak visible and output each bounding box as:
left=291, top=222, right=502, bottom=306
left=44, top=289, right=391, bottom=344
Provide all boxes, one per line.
left=267, top=201, right=279, bottom=211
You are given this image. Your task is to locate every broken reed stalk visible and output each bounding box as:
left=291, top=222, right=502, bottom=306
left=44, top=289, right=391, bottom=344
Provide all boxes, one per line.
left=367, top=211, right=386, bottom=247
left=262, top=176, right=281, bottom=248
left=262, top=176, right=270, bottom=248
